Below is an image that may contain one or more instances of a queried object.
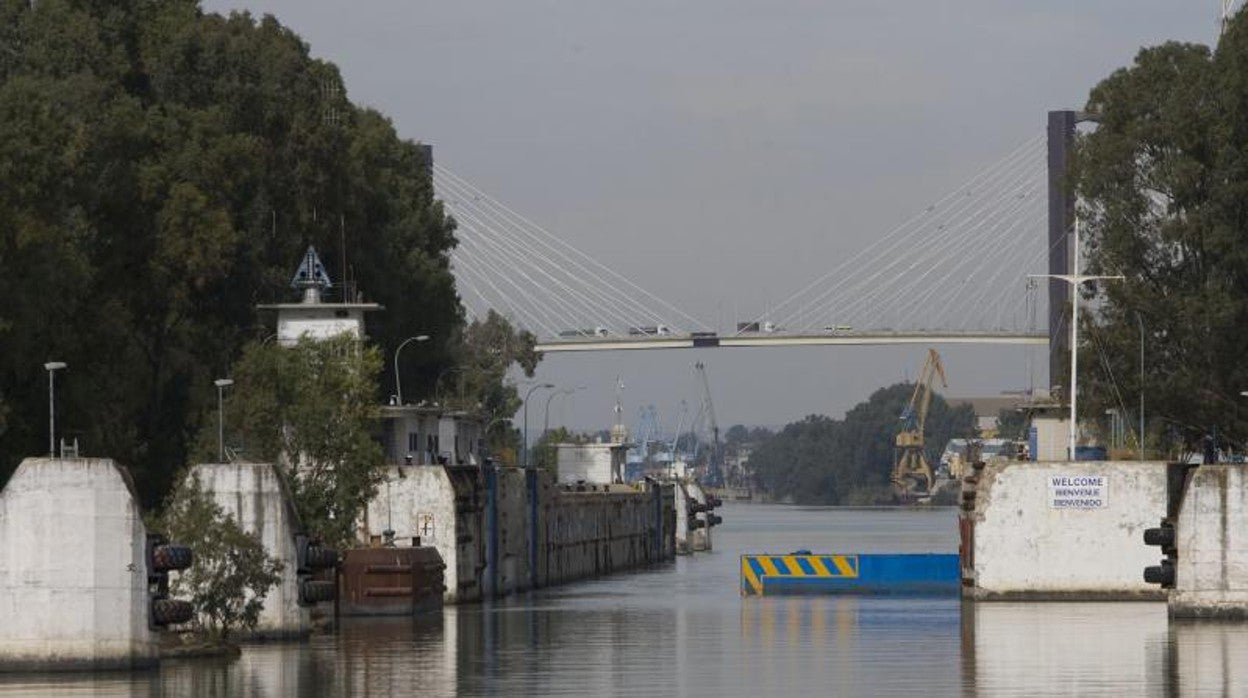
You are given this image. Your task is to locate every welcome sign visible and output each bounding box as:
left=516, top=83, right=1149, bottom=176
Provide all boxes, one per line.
left=1048, top=474, right=1108, bottom=509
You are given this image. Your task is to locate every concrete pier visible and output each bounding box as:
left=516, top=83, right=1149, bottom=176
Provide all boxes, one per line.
left=1168, top=463, right=1248, bottom=619
left=961, top=460, right=1168, bottom=600
left=0, top=458, right=159, bottom=671
left=187, top=462, right=309, bottom=638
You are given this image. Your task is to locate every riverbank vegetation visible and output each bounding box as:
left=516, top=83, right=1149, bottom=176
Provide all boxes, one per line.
left=0, top=2, right=538, bottom=506
left=746, top=383, right=974, bottom=505
left=1075, top=15, right=1248, bottom=455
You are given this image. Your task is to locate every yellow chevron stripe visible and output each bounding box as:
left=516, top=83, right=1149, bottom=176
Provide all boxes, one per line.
left=781, top=555, right=801, bottom=575
left=809, top=556, right=833, bottom=577
left=741, top=557, right=763, bottom=595
left=759, top=556, right=782, bottom=577
left=832, top=555, right=858, bottom=578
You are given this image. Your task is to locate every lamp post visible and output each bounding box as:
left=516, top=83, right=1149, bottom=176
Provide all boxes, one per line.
left=541, top=386, right=585, bottom=469
left=1030, top=218, right=1123, bottom=460
left=393, top=335, right=430, bottom=406
left=522, top=383, right=554, bottom=468
left=543, top=386, right=584, bottom=439
left=43, top=361, right=66, bottom=457
left=214, top=379, right=234, bottom=462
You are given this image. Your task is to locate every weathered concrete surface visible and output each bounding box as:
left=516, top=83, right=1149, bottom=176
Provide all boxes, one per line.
left=187, top=462, right=308, bottom=639
left=554, top=441, right=626, bottom=485
left=1170, top=464, right=1248, bottom=619
left=686, top=481, right=712, bottom=552
left=0, top=458, right=157, bottom=671
left=964, top=460, right=1167, bottom=600
left=496, top=467, right=529, bottom=594
left=673, top=480, right=711, bottom=554
left=540, top=480, right=672, bottom=588
left=362, top=466, right=483, bottom=603
left=364, top=465, right=674, bottom=602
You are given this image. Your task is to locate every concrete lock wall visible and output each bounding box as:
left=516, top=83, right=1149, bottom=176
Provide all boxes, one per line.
left=187, top=462, right=308, bottom=638
left=964, top=460, right=1167, bottom=600
left=495, top=468, right=531, bottom=595
left=0, top=458, right=158, bottom=671
left=539, top=479, right=673, bottom=588
left=363, top=466, right=484, bottom=603
left=366, top=465, right=675, bottom=603
left=1170, top=464, right=1248, bottom=619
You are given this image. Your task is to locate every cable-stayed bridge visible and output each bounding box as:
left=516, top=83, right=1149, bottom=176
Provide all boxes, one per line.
left=433, top=123, right=1067, bottom=358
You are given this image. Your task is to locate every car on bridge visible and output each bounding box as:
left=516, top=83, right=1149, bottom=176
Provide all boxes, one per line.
left=558, top=327, right=610, bottom=338
left=627, top=325, right=671, bottom=336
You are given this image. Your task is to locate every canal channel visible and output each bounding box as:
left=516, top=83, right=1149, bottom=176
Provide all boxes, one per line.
left=1, top=503, right=1242, bottom=696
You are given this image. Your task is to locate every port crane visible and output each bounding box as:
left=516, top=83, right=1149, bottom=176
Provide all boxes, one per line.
left=892, top=349, right=947, bottom=499
left=693, top=362, right=723, bottom=486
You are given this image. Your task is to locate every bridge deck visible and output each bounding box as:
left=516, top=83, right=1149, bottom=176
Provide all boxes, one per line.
left=535, top=331, right=1048, bottom=353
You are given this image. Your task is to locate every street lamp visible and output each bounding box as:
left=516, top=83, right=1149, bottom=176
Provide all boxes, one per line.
left=1029, top=218, right=1123, bottom=460
left=544, top=386, right=585, bottom=439
left=43, top=361, right=66, bottom=457
left=522, top=383, right=555, bottom=468
left=393, top=335, right=430, bottom=406
left=539, top=386, right=584, bottom=471
left=214, top=379, right=234, bottom=462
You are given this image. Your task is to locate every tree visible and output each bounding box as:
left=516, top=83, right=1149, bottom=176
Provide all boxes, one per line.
left=436, top=310, right=539, bottom=460
left=996, top=407, right=1029, bottom=441
left=200, top=335, right=385, bottom=548
left=0, top=2, right=460, bottom=505
left=747, top=383, right=974, bottom=505
left=159, top=473, right=283, bottom=643
left=1074, top=19, right=1248, bottom=454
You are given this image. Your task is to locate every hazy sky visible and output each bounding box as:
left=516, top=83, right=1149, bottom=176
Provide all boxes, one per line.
left=205, top=0, right=1217, bottom=435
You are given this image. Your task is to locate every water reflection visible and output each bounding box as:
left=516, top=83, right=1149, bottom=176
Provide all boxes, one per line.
left=961, top=602, right=1169, bottom=696
left=2, top=506, right=1246, bottom=696
left=1168, top=620, right=1248, bottom=697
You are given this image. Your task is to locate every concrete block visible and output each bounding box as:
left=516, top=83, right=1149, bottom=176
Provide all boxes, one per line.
left=963, top=460, right=1168, bottom=600
left=0, top=458, right=157, bottom=671
left=1170, top=464, right=1248, bottom=619
left=673, top=481, right=711, bottom=554
left=187, top=462, right=308, bottom=639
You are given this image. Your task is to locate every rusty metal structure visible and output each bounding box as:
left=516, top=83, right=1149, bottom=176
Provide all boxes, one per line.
left=891, top=349, right=948, bottom=499
left=337, top=547, right=445, bottom=616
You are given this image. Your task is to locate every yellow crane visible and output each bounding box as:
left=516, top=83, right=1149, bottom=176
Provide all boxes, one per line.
left=892, top=349, right=947, bottom=499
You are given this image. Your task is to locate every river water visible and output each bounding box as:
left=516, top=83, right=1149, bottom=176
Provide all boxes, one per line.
left=2, top=503, right=1245, bottom=696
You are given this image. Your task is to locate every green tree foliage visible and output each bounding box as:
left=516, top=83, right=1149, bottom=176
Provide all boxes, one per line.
left=1073, top=17, right=1248, bottom=453
left=0, top=2, right=459, bottom=504
left=436, top=310, right=539, bottom=460
left=200, top=336, right=384, bottom=548
left=995, top=407, right=1029, bottom=441
left=159, top=474, right=283, bottom=642
left=747, top=383, right=974, bottom=505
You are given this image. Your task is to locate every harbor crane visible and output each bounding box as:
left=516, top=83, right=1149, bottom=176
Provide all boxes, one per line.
left=892, top=349, right=947, bottom=499
left=694, top=362, right=723, bottom=486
